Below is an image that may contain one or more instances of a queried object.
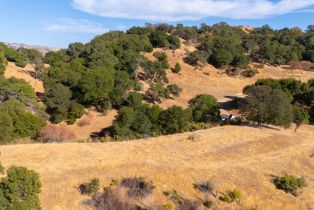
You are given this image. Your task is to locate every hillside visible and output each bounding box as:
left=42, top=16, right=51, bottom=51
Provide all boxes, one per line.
left=143, top=43, right=314, bottom=109
left=1, top=125, right=313, bottom=210
left=1, top=23, right=314, bottom=210
left=3, top=39, right=314, bottom=140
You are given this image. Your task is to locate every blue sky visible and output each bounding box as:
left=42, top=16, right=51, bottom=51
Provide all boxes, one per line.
left=1, top=0, right=314, bottom=48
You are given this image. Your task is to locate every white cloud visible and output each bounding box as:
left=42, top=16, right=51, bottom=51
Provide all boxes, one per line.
left=71, top=0, right=314, bottom=21
left=42, top=18, right=109, bottom=33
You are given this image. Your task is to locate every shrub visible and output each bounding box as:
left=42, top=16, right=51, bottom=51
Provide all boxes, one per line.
left=92, top=177, right=159, bottom=210
left=293, top=105, right=310, bottom=131
left=120, top=177, right=155, bottom=198
left=149, top=31, right=169, bottom=48
left=193, top=180, right=215, bottom=193
left=172, top=63, right=181, bottom=73
left=167, top=35, right=181, bottom=49
left=165, top=84, right=182, bottom=98
left=184, top=50, right=209, bottom=67
left=79, top=178, right=100, bottom=195
left=0, top=166, right=42, bottom=210
left=153, top=51, right=169, bottom=69
left=67, top=102, right=85, bottom=124
left=163, top=203, right=174, bottom=210
left=126, top=92, right=143, bottom=107
left=186, top=134, right=200, bottom=142
left=39, top=124, right=76, bottom=142
left=94, top=186, right=148, bottom=210
left=189, top=122, right=211, bottom=131
left=164, top=190, right=201, bottom=210
left=0, top=99, right=46, bottom=144
left=233, top=54, right=250, bottom=68
left=203, top=199, right=213, bottom=208
left=273, top=174, right=307, bottom=196
left=241, top=69, right=258, bottom=78
left=225, top=67, right=241, bottom=77
left=211, top=49, right=233, bottom=68
left=220, top=190, right=241, bottom=203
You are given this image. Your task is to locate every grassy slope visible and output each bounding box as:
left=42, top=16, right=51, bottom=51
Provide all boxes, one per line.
left=1, top=125, right=314, bottom=210
left=2, top=40, right=314, bottom=209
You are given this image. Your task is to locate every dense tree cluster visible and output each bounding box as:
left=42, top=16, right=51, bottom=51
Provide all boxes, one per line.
left=0, top=47, right=46, bottom=144
left=133, top=23, right=314, bottom=68
left=42, top=30, right=183, bottom=123
left=242, top=78, right=313, bottom=129
left=0, top=43, right=28, bottom=68
left=110, top=94, right=220, bottom=139
left=0, top=23, right=313, bottom=143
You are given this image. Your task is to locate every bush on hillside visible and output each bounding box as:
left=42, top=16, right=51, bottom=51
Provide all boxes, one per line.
left=164, top=190, right=202, bottom=210
left=0, top=99, right=46, bottom=144
left=121, top=177, right=155, bottom=198
left=273, top=174, right=307, bottom=196
left=0, top=166, right=42, bottom=209
left=220, top=190, right=241, bottom=203
left=184, top=50, right=209, bottom=67
left=241, top=69, right=258, bottom=77
left=39, top=124, right=76, bottom=143
left=172, top=63, right=181, bottom=73
left=79, top=178, right=100, bottom=195
left=293, top=105, right=310, bottom=131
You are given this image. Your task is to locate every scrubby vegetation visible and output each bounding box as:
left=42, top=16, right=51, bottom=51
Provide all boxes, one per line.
left=79, top=178, right=100, bottom=195
left=273, top=174, right=307, bottom=196
left=0, top=165, right=42, bottom=210
left=220, top=190, right=241, bottom=203
left=163, top=190, right=201, bottom=210
left=85, top=177, right=159, bottom=210
left=172, top=63, right=181, bottom=73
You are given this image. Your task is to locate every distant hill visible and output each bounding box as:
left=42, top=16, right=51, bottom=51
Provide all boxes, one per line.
left=3, top=42, right=60, bottom=54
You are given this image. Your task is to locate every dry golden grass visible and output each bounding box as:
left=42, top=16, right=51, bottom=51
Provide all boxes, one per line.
left=4, top=62, right=45, bottom=93
left=1, top=125, right=313, bottom=210
left=2, top=43, right=314, bottom=209
left=61, top=109, right=117, bottom=140
left=143, top=44, right=314, bottom=109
